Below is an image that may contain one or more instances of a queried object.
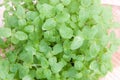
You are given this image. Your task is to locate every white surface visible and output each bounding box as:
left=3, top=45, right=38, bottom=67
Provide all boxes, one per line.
left=0, top=0, right=4, bottom=27
left=101, top=67, right=120, bottom=80
left=101, top=0, right=120, bottom=6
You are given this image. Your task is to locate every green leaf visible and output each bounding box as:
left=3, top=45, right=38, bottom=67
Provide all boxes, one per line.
left=6, top=52, right=17, bottom=63
left=6, top=73, right=14, bottom=80
left=36, top=68, right=45, bottom=79
left=74, top=61, right=83, bottom=70
left=89, top=60, right=99, bottom=72
left=66, top=67, right=77, bottom=78
left=22, top=75, right=32, bottom=80
left=59, top=24, right=73, bottom=39
left=50, top=0, right=59, bottom=5
left=36, top=3, right=55, bottom=18
left=16, top=5, right=25, bottom=18
left=24, top=25, right=34, bottom=33
left=43, top=69, right=52, bottom=79
left=0, top=27, right=11, bottom=38
left=78, top=8, right=89, bottom=26
left=39, top=40, right=52, bottom=53
left=10, top=64, right=19, bottom=73
left=25, top=45, right=36, bottom=55
left=19, top=65, right=29, bottom=78
left=48, top=57, right=57, bottom=66
left=6, top=15, right=18, bottom=28
left=71, top=36, right=84, bottom=50
left=75, top=72, right=82, bottom=79
left=61, top=0, right=71, bottom=5
left=26, top=11, right=39, bottom=21
left=43, top=30, right=56, bottom=42
left=81, top=0, right=92, bottom=7
left=75, top=55, right=84, bottom=61
left=51, top=62, right=64, bottom=73
left=29, top=70, right=36, bottom=78
left=0, top=59, right=9, bottom=79
left=67, top=1, right=79, bottom=13
left=32, top=16, right=42, bottom=25
left=40, top=57, right=49, bottom=69
left=55, top=3, right=64, bottom=12
left=63, top=41, right=72, bottom=54
left=89, top=42, right=100, bottom=57
left=11, top=36, right=19, bottom=44
left=53, top=43, right=63, bottom=55
left=15, top=31, right=28, bottom=40
left=100, top=64, right=108, bottom=75
left=19, top=51, right=33, bottom=63
left=42, top=18, right=56, bottom=30
left=0, top=38, right=7, bottom=48
left=18, top=19, right=27, bottom=26
left=56, top=12, right=70, bottom=23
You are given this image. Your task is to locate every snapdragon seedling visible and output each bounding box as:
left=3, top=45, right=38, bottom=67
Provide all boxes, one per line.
left=0, top=0, right=119, bottom=80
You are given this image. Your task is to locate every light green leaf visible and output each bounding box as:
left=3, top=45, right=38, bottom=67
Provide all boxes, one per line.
left=75, top=55, right=84, bottom=61
left=71, top=15, right=78, bottom=22
left=16, top=5, right=25, bottom=18
left=50, top=0, right=59, bottom=5
left=18, top=19, right=27, bottom=26
left=40, top=57, right=49, bottom=69
left=0, top=38, right=6, bottom=48
left=11, top=36, right=19, bottom=44
left=36, top=3, right=55, bottom=18
left=26, top=11, right=39, bottom=21
left=15, top=31, right=28, bottom=40
left=89, top=42, right=100, bottom=57
left=43, top=30, right=56, bottom=42
left=10, top=64, right=18, bottom=73
left=61, top=0, right=71, bottom=5
left=51, top=62, right=64, bottom=73
left=0, top=28, right=11, bottom=38
left=71, top=36, right=84, bottom=50
left=55, top=3, right=64, bottom=12
left=81, top=0, right=92, bottom=7
left=53, top=43, right=63, bottom=55
left=25, top=45, right=36, bottom=55
left=67, top=1, right=79, bottom=13
left=75, top=72, right=82, bottom=79
left=36, top=68, right=45, bottom=79
left=22, top=75, right=32, bottom=80
left=89, top=60, right=99, bottom=72
left=48, top=57, right=57, bottom=66
left=74, top=61, right=83, bottom=70
left=14, top=31, right=28, bottom=41
left=43, top=69, right=52, bottom=79
left=42, top=18, right=56, bottom=30
left=66, top=67, right=77, bottom=78
left=78, top=7, right=89, bottom=23
left=6, top=73, right=14, bottom=80
left=24, top=25, right=34, bottom=33
left=39, top=40, right=52, bottom=53
left=59, top=24, right=73, bottom=39
left=100, top=64, right=108, bottom=74
left=0, top=59, right=9, bottom=79
left=19, top=51, right=33, bottom=63
left=19, top=65, right=29, bottom=78
left=7, top=15, right=18, bottom=28
left=56, top=12, right=70, bottom=23
left=6, top=52, right=17, bottom=63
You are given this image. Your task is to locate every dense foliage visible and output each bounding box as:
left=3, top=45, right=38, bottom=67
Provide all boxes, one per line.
left=0, top=0, right=119, bottom=80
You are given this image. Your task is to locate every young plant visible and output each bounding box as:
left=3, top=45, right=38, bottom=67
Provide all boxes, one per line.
left=0, top=0, right=119, bottom=80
